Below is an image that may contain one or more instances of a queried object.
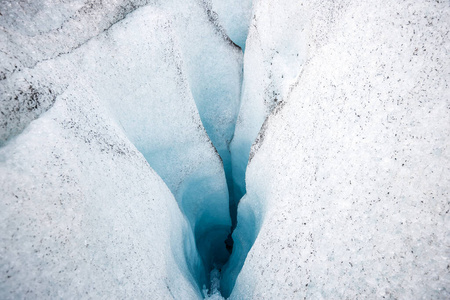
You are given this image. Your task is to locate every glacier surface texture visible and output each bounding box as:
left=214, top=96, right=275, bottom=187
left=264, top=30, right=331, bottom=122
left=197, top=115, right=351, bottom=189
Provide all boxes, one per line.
left=1, top=0, right=449, bottom=299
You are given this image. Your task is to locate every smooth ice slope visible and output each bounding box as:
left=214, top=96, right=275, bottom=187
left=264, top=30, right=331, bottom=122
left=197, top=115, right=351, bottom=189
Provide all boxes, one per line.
left=226, top=0, right=450, bottom=298
left=211, top=0, right=253, bottom=50
left=157, top=0, right=243, bottom=223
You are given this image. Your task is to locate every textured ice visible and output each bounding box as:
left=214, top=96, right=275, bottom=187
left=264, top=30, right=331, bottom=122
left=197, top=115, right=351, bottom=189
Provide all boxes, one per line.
left=226, top=0, right=450, bottom=298
left=1, top=2, right=232, bottom=297
left=2, top=0, right=449, bottom=298
left=0, top=0, right=155, bottom=70
left=230, top=0, right=307, bottom=202
left=0, top=0, right=155, bottom=143
left=0, top=83, right=201, bottom=298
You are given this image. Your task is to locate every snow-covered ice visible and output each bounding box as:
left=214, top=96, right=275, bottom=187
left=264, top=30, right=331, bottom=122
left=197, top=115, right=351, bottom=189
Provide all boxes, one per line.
left=0, top=0, right=153, bottom=144
left=1, top=0, right=449, bottom=299
left=225, top=0, right=450, bottom=298
left=0, top=80, right=202, bottom=298
left=1, top=1, right=233, bottom=297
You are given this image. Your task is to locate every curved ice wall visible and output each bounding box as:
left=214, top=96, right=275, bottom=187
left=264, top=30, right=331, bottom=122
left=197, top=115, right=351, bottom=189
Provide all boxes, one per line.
left=225, top=0, right=450, bottom=298
left=229, top=0, right=307, bottom=203
left=0, top=0, right=237, bottom=297
left=211, top=0, right=253, bottom=50
left=76, top=5, right=232, bottom=281
left=0, top=61, right=202, bottom=298
left=157, top=0, right=244, bottom=226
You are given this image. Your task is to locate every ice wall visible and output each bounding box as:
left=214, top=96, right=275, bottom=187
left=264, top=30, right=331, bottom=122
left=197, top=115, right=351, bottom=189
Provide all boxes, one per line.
left=75, top=7, right=232, bottom=276
left=1, top=2, right=234, bottom=297
left=153, top=0, right=245, bottom=226
left=0, top=79, right=202, bottom=298
left=225, top=0, right=450, bottom=298
left=229, top=0, right=308, bottom=202
left=210, top=0, right=253, bottom=50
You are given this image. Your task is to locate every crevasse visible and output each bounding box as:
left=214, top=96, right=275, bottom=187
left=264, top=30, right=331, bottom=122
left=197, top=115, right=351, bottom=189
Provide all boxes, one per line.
left=0, top=1, right=258, bottom=298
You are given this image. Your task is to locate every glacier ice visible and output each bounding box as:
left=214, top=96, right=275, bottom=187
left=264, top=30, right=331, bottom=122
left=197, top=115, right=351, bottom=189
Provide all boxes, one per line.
left=1, top=1, right=234, bottom=297
left=225, top=0, right=450, bottom=298
left=1, top=0, right=450, bottom=299
left=0, top=82, right=202, bottom=298
left=156, top=0, right=244, bottom=227
left=74, top=6, right=233, bottom=278
left=210, top=0, right=253, bottom=50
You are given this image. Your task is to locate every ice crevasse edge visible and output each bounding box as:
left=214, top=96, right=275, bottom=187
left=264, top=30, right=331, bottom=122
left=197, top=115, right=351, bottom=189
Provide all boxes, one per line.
left=0, top=0, right=245, bottom=297
left=1, top=0, right=450, bottom=299
left=225, top=0, right=449, bottom=298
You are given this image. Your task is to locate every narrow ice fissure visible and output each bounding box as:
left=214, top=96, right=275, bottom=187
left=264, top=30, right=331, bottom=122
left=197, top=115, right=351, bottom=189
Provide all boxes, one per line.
left=189, top=48, right=259, bottom=299
left=176, top=26, right=251, bottom=300
left=191, top=52, right=246, bottom=298
left=163, top=4, right=256, bottom=298
left=0, top=1, right=264, bottom=298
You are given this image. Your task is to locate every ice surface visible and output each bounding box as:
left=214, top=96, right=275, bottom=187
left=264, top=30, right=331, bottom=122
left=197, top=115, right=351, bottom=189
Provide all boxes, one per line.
left=156, top=0, right=244, bottom=225
left=227, top=0, right=450, bottom=298
left=1, top=2, right=233, bottom=297
left=230, top=0, right=308, bottom=203
left=211, top=0, right=253, bottom=50
left=0, top=83, right=202, bottom=298
left=2, top=0, right=449, bottom=298
left=0, top=0, right=155, bottom=70
left=0, top=0, right=155, bottom=144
